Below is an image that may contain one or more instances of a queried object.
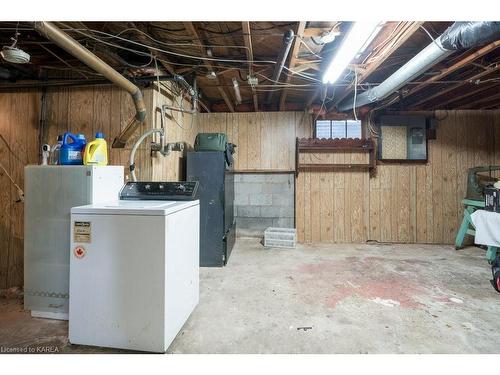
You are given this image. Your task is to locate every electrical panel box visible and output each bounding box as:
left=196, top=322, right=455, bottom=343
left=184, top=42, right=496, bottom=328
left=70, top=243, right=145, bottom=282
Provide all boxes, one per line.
left=378, top=115, right=428, bottom=161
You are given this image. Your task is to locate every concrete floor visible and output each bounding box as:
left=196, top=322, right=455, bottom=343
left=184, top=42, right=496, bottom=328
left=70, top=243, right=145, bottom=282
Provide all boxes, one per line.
left=1, top=239, right=499, bottom=354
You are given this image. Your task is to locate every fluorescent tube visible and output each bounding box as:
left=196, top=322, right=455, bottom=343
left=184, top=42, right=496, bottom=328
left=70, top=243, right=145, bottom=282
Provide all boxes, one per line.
left=323, top=21, right=382, bottom=84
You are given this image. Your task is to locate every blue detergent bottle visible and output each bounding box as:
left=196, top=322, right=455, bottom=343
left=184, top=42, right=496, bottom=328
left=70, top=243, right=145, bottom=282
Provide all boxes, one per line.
left=59, top=132, right=87, bottom=165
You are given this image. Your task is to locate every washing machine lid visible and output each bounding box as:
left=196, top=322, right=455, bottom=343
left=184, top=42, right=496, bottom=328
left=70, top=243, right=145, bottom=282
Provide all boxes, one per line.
left=71, top=199, right=199, bottom=216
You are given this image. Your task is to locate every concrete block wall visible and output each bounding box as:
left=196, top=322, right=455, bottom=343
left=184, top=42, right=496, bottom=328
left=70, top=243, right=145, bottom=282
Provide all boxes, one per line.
left=234, top=173, right=295, bottom=237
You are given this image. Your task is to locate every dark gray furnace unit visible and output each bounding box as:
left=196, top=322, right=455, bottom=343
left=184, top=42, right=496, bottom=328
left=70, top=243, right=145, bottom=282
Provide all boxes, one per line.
left=187, top=151, right=235, bottom=267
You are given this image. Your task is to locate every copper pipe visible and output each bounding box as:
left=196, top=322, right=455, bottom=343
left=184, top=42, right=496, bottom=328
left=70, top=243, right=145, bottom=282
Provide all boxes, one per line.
left=33, top=21, right=146, bottom=148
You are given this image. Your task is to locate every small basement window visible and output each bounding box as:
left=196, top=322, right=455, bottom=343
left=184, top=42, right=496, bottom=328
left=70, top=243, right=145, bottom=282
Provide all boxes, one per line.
left=315, top=119, right=362, bottom=139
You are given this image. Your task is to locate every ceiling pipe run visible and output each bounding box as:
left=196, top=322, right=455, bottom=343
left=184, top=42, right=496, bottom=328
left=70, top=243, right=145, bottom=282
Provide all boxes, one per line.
left=33, top=21, right=147, bottom=148
left=337, top=22, right=500, bottom=112
left=265, top=29, right=294, bottom=104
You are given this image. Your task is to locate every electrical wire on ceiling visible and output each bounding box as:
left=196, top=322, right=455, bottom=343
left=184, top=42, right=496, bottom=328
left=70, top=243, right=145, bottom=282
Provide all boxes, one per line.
left=148, top=25, right=187, bottom=33
left=148, top=21, right=297, bottom=36
left=146, top=25, right=289, bottom=42
left=121, top=51, right=154, bottom=69
left=362, top=22, right=403, bottom=65
left=61, top=23, right=330, bottom=82
left=254, top=87, right=317, bottom=92
left=153, top=56, right=195, bottom=130
left=61, top=26, right=258, bottom=63
left=419, top=24, right=447, bottom=51
left=366, top=109, right=380, bottom=137
left=352, top=67, right=359, bottom=121
left=77, top=26, right=251, bottom=52
left=298, top=37, right=323, bottom=59
left=282, top=66, right=323, bottom=83
left=253, top=71, right=317, bottom=87
left=2, top=23, right=322, bottom=90
left=310, top=36, right=324, bottom=46
left=314, top=87, right=328, bottom=122
left=248, top=22, right=298, bottom=30
left=23, top=21, right=479, bottom=107
left=197, top=26, right=243, bottom=35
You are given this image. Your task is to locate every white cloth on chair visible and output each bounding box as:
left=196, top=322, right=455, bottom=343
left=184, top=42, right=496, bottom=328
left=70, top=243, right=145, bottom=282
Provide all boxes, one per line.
left=470, top=210, right=500, bottom=247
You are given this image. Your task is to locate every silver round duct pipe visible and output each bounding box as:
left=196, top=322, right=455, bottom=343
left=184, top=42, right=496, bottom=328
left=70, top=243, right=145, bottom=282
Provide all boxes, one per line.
left=337, top=22, right=500, bottom=112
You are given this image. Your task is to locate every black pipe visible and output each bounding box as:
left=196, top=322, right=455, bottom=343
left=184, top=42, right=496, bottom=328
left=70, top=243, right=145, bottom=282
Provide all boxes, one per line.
left=440, top=22, right=500, bottom=50
left=266, top=29, right=294, bottom=104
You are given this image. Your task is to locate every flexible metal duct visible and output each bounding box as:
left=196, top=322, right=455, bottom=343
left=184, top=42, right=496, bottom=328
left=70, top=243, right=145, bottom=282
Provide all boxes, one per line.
left=33, top=22, right=147, bottom=148
left=337, top=22, right=500, bottom=111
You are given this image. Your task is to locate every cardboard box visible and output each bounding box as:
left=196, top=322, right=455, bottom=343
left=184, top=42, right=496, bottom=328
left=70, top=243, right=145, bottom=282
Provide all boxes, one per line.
left=485, top=187, right=500, bottom=213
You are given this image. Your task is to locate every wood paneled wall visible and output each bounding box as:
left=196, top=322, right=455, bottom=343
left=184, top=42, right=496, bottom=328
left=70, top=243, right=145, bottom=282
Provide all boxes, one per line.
left=197, top=112, right=312, bottom=171
left=2, top=102, right=499, bottom=289
left=42, top=84, right=199, bottom=181
left=42, top=85, right=154, bottom=179
left=150, top=85, right=198, bottom=181
left=0, top=91, right=41, bottom=289
left=198, top=110, right=500, bottom=245
left=0, top=83, right=198, bottom=289
left=297, top=110, right=500, bottom=244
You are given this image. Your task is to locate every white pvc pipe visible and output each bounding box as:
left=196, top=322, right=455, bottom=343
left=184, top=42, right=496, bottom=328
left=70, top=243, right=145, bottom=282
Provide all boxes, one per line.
left=129, top=128, right=163, bottom=182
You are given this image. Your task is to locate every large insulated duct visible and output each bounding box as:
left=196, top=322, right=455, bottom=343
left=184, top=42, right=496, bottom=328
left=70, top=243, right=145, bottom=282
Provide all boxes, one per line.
left=266, top=29, right=294, bottom=104
left=337, top=22, right=500, bottom=112
left=33, top=22, right=147, bottom=148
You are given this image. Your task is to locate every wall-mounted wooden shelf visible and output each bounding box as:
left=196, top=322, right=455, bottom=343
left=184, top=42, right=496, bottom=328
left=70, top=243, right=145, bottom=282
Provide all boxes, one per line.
left=295, top=138, right=376, bottom=176
left=230, top=169, right=295, bottom=174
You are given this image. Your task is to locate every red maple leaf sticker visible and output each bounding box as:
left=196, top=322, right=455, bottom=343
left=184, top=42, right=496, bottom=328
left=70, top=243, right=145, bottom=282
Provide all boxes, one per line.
left=74, top=247, right=85, bottom=259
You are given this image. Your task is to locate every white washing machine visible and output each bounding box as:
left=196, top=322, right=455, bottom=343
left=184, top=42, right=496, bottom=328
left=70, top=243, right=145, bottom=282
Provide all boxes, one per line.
left=69, top=181, right=199, bottom=353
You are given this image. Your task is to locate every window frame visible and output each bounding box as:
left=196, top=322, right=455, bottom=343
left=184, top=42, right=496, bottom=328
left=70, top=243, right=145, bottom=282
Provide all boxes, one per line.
left=314, top=118, right=364, bottom=139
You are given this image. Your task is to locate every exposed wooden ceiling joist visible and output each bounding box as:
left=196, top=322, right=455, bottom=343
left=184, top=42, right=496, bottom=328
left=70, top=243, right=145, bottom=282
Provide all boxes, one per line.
left=457, top=91, right=500, bottom=109
left=394, top=40, right=500, bottom=105
left=1, top=21, right=498, bottom=112
left=432, top=82, right=498, bottom=108
left=182, top=21, right=235, bottom=112
left=408, top=62, right=500, bottom=109
left=126, top=22, right=176, bottom=75
left=57, top=21, right=126, bottom=70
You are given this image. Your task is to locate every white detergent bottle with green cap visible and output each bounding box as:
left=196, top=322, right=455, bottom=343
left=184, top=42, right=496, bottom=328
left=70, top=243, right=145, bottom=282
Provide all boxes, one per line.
left=83, top=132, right=108, bottom=166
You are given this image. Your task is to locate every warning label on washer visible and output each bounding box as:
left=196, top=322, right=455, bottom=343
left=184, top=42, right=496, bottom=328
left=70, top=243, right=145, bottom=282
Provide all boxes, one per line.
left=74, top=221, right=91, bottom=243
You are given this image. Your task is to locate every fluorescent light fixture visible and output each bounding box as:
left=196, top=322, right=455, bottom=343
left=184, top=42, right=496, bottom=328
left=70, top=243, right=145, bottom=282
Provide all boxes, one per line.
left=323, top=21, right=382, bottom=84
left=357, top=22, right=384, bottom=57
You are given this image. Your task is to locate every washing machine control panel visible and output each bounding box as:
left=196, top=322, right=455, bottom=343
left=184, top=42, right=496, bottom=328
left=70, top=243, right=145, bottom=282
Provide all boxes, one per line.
left=120, top=181, right=199, bottom=200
